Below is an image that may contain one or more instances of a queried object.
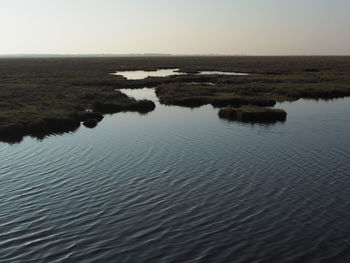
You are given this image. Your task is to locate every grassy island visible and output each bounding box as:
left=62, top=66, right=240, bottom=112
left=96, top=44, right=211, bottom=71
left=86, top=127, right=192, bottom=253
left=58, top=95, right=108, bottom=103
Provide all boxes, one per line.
left=218, top=106, right=287, bottom=123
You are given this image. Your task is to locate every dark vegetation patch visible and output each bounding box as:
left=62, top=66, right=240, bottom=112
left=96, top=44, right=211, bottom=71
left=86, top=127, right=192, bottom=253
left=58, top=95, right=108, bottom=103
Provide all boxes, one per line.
left=218, top=106, right=287, bottom=123
left=83, top=119, right=98, bottom=128
left=92, top=99, right=155, bottom=114
left=0, top=56, right=349, bottom=142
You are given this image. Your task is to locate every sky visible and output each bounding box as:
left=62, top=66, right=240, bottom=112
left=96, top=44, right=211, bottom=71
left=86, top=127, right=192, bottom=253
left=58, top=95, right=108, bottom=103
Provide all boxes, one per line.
left=1, top=0, right=350, bottom=55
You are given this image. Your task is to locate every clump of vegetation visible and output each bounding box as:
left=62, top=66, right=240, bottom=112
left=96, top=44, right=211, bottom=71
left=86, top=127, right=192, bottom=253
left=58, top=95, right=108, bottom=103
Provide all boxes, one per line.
left=83, top=119, right=98, bottom=128
left=218, top=106, right=287, bottom=123
left=93, top=99, right=155, bottom=114
left=155, top=83, right=277, bottom=108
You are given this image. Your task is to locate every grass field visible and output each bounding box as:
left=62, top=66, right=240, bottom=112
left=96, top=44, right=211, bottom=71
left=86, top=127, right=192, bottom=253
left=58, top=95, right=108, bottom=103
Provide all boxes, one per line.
left=0, top=56, right=349, bottom=142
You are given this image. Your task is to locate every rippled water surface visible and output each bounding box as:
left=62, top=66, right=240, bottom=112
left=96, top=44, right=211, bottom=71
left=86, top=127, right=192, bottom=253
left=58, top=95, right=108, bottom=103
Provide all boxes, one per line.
left=1, top=90, right=350, bottom=263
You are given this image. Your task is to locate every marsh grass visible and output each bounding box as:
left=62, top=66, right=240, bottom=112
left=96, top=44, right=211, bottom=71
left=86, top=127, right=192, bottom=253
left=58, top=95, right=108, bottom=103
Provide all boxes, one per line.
left=0, top=56, right=349, bottom=142
left=218, top=106, right=287, bottom=123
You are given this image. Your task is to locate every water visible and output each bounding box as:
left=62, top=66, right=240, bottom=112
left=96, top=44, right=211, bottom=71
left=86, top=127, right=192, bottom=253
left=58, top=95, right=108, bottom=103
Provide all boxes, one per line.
left=1, top=89, right=350, bottom=262
left=112, top=69, right=249, bottom=80
left=111, top=69, right=185, bottom=80
left=198, top=71, right=249, bottom=76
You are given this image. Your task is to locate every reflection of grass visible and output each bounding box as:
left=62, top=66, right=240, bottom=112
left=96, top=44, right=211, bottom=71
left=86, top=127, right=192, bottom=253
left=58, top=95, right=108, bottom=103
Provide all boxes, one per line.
left=0, top=56, right=349, bottom=142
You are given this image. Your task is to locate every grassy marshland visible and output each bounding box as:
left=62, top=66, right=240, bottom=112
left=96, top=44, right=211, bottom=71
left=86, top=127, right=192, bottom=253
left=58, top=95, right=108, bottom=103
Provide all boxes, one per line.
left=0, top=56, right=349, bottom=142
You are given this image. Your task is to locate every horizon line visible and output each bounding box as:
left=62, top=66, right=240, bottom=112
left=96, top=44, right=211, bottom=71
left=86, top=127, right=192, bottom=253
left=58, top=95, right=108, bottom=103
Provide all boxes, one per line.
left=0, top=53, right=350, bottom=58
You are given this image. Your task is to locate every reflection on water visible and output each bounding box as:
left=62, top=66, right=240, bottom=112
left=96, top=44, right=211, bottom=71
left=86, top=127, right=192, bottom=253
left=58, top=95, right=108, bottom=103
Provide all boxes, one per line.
left=112, top=69, right=249, bottom=80
left=1, top=92, right=350, bottom=262
left=119, top=88, right=158, bottom=101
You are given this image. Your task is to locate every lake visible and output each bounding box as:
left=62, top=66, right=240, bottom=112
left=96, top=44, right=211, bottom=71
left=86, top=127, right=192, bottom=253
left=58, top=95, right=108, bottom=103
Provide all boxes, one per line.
left=1, top=89, right=350, bottom=262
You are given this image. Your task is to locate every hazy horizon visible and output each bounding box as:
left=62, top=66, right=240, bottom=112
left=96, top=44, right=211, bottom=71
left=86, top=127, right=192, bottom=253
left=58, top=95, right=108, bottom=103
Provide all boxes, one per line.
left=1, top=0, right=350, bottom=56
left=2, top=54, right=350, bottom=57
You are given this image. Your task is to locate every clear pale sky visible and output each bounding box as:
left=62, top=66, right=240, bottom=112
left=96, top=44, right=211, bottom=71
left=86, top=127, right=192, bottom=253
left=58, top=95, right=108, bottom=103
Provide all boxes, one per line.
left=1, top=0, right=349, bottom=55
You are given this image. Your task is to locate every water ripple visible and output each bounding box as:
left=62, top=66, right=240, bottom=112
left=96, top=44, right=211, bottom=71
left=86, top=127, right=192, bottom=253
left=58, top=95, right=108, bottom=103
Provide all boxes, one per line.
left=0, top=97, right=350, bottom=262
